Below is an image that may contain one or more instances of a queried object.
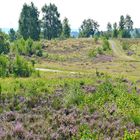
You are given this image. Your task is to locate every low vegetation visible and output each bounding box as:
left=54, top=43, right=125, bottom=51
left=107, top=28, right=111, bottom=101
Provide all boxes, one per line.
left=0, top=55, right=33, bottom=77
left=1, top=75, right=140, bottom=139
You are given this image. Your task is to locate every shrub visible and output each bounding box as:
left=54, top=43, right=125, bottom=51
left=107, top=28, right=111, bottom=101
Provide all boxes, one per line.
left=64, top=83, right=85, bottom=107
left=88, top=49, right=97, bottom=57
left=0, top=55, right=9, bottom=77
left=102, top=39, right=110, bottom=51
left=0, top=34, right=10, bottom=54
left=26, top=38, right=34, bottom=55
left=13, top=55, right=33, bottom=77
left=11, top=38, right=42, bottom=56
left=94, top=36, right=99, bottom=43
left=97, top=47, right=103, bottom=54
left=11, top=38, right=26, bottom=55
left=123, top=130, right=140, bottom=140
left=78, top=125, right=97, bottom=139
left=122, top=42, right=130, bottom=50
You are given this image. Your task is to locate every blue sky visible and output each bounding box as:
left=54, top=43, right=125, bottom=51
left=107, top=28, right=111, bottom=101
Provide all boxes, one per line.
left=0, top=0, right=140, bottom=30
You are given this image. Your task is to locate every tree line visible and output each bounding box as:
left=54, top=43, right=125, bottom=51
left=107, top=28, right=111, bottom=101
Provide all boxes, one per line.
left=106, top=15, right=134, bottom=38
left=18, top=2, right=71, bottom=41
left=7, top=2, right=140, bottom=42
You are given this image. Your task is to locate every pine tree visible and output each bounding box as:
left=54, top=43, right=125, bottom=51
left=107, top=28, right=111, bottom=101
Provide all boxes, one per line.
left=9, top=28, right=17, bottom=42
left=107, top=22, right=112, bottom=37
left=113, top=22, right=118, bottom=38
left=62, top=17, right=71, bottom=38
left=42, top=3, right=62, bottom=40
left=119, top=15, right=125, bottom=31
left=19, top=2, right=40, bottom=40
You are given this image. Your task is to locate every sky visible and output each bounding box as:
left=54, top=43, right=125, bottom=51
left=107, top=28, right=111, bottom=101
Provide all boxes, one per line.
left=0, top=0, right=140, bottom=31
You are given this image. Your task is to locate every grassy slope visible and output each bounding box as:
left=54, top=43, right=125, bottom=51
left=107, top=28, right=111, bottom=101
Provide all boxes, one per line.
left=35, top=38, right=140, bottom=81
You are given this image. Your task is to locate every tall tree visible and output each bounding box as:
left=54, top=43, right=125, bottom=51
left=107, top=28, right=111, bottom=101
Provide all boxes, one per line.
left=9, top=28, right=17, bottom=42
left=19, top=2, right=40, bottom=40
left=42, top=3, right=62, bottom=40
left=119, top=15, right=125, bottom=31
left=107, top=22, right=112, bottom=32
left=112, top=22, right=118, bottom=38
left=107, top=22, right=112, bottom=37
left=29, top=2, right=40, bottom=40
left=125, top=15, right=133, bottom=31
left=79, top=19, right=99, bottom=37
left=62, top=17, right=71, bottom=38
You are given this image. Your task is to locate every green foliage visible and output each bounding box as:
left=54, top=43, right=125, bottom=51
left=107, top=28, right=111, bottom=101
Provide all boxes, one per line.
left=118, top=15, right=133, bottom=38
left=13, top=55, right=33, bottom=77
left=119, top=29, right=131, bottom=38
left=9, top=28, right=17, bottom=42
left=11, top=38, right=42, bottom=56
left=106, top=22, right=112, bottom=38
left=64, top=83, right=85, bottom=107
left=0, top=55, right=33, bottom=77
left=88, top=39, right=110, bottom=58
left=122, top=42, right=130, bottom=50
left=79, top=19, right=99, bottom=37
left=62, top=17, right=71, bottom=38
left=0, top=33, right=10, bottom=54
left=88, top=49, right=97, bottom=57
left=130, top=114, right=140, bottom=126
left=19, top=2, right=40, bottom=40
left=47, top=53, right=66, bottom=61
left=78, top=125, right=97, bottom=139
left=119, top=15, right=125, bottom=31
left=123, top=130, right=140, bottom=140
left=42, top=3, right=62, bottom=40
left=94, top=36, right=99, bottom=43
left=102, top=38, right=111, bottom=51
left=0, top=55, right=9, bottom=77
left=112, top=22, right=118, bottom=38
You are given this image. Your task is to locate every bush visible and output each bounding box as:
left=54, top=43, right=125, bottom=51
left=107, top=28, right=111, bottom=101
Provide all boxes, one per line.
left=97, top=47, right=103, bottom=54
left=94, top=36, right=99, bottom=43
left=0, top=34, right=10, bottom=54
left=88, top=49, right=97, bottom=57
left=13, top=55, right=33, bottom=77
left=11, top=38, right=26, bottom=55
left=64, top=83, right=85, bottom=107
left=11, top=38, right=42, bottom=56
left=122, top=42, right=130, bottom=50
left=0, top=55, right=9, bottom=77
left=123, top=130, right=140, bottom=140
left=102, top=39, right=110, bottom=51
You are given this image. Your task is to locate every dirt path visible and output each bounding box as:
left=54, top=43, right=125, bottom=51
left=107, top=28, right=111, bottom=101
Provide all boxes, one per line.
left=35, top=68, right=77, bottom=74
left=109, top=40, right=135, bottom=61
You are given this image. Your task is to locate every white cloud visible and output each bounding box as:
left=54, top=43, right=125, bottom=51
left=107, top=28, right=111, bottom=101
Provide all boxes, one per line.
left=0, top=0, right=140, bottom=30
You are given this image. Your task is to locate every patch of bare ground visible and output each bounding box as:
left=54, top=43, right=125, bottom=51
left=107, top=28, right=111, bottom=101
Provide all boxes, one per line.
left=93, top=55, right=114, bottom=63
